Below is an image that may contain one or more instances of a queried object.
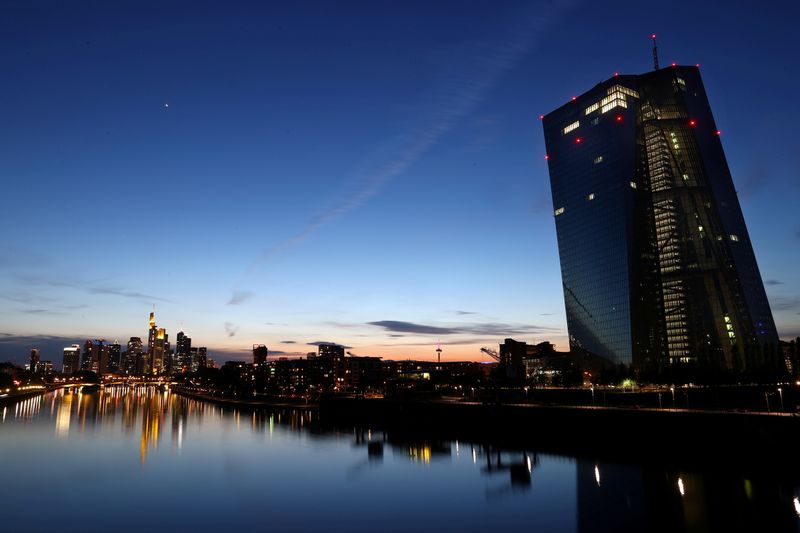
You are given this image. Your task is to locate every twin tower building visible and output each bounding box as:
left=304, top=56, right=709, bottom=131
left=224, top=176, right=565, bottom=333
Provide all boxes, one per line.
left=542, top=65, right=778, bottom=375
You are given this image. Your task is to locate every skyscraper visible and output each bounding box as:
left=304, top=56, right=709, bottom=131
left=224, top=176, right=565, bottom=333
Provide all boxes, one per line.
left=62, top=344, right=81, bottom=374
left=542, top=65, right=777, bottom=374
left=175, top=331, right=192, bottom=372
left=146, top=312, right=157, bottom=374
left=29, top=349, right=40, bottom=373
left=153, top=328, right=168, bottom=374
left=107, top=342, right=121, bottom=373
left=125, top=337, right=143, bottom=374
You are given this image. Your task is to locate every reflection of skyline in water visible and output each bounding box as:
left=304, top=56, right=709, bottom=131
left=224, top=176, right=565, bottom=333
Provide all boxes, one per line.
left=2, top=388, right=800, bottom=532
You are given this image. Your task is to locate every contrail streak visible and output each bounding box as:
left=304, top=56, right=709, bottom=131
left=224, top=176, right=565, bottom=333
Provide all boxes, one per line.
left=237, top=3, right=571, bottom=290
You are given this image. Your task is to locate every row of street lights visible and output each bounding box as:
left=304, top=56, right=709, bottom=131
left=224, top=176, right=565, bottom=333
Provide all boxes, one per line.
left=587, top=385, right=788, bottom=413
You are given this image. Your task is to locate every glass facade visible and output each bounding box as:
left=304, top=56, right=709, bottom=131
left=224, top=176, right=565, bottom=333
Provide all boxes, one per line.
left=543, top=67, right=778, bottom=371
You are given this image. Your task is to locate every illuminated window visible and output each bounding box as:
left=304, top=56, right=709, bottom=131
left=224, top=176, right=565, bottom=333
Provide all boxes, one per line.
left=698, top=225, right=704, bottom=232
left=593, top=156, right=603, bottom=164
left=584, top=85, right=637, bottom=116
left=724, top=315, right=731, bottom=323
left=629, top=181, right=637, bottom=189
left=590, top=117, right=599, bottom=126
left=677, top=77, right=686, bottom=86
left=554, top=207, right=565, bottom=216
left=562, top=120, right=580, bottom=134
left=682, top=173, right=689, bottom=180
left=613, top=85, right=639, bottom=98
left=586, top=193, right=595, bottom=201
left=729, top=234, right=739, bottom=242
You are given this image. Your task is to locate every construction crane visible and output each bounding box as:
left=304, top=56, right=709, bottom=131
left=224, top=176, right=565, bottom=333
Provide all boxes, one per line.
left=480, top=347, right=500, bottom=362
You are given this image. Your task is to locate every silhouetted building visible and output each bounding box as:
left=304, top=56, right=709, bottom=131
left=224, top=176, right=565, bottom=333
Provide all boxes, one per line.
left=29, top=349, right=40, bottom=373
left=543, top=65, right=778, bottom=374
left=36, top=361, right=54, bottom=375
left=175, top=331, right=192, bottom=372
left=146, top=312, right=157, bottom=374
left=190, top=347, right=208, bottom=371
left=107, top=342, right=121, bottom=373
left=125, top=337, right=143, bottom=374
left=253, top=344, right=269, bottom=366
left=499, top=338, right=527, bottom=380
left=62, top=344, right=81, bottom=374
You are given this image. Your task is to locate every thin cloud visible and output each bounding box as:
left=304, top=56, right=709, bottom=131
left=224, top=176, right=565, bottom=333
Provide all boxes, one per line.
left=367, top=320, right=557, bottom=337
left=307, top=341, right=351, bottom=349
left=281, top=340, right=297, bottom=344
left=89, top=286, right=166, bottom=302
left=15, top=274, right=168, bottom=303
left=19, top=309, right=66, bottom=316
left=368, top=321, right=457, bottom=335
left=765, top=279, right=784, bottom=286
left=771, top=296, right=800, bottom=311
left=224, top=322, right=239, bottom=338
left=227, top=290, right=254, bottom=305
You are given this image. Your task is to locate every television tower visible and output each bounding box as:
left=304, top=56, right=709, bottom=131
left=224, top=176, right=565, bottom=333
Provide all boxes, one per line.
left=436, top=343, right=442, bottom=364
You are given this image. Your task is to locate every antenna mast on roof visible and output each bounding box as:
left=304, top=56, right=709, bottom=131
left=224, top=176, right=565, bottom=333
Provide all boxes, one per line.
left=651, top=34, right=659, bottom=70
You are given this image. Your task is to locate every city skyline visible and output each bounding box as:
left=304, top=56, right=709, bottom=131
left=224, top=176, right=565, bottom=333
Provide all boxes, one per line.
left=2, top=1, right=799, bottom=366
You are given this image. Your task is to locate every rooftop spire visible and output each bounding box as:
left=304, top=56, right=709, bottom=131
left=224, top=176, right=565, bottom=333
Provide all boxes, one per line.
left=651, top=33, right=659, bottom=70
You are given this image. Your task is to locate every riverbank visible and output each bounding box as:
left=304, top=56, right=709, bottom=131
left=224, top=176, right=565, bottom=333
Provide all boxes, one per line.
left=318, top=396, right=800, bottom=475
left=0, top=388, right=46, bottom=406
left=171, top=387, right=316, bottom=410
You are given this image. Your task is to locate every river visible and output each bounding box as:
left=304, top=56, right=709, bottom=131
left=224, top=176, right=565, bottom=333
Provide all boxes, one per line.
left=1, top=386, right=798, bottom=532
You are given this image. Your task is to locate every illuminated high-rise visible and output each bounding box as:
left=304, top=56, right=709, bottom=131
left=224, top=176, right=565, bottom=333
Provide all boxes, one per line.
left=62, top=344, right=81, bottom=374
left=542, top=65, right=778, bottom=374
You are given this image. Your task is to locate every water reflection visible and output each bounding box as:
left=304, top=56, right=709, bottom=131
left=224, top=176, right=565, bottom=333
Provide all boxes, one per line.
left=1, top=387, right=799, bottom=533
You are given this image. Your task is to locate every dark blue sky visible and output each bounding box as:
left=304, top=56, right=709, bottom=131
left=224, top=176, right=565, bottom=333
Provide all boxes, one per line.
left=1, top=0, right=798, bottom=364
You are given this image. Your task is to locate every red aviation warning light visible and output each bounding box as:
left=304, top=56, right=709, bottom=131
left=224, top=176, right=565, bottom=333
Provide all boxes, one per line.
left=671, top=62, right=677, bottom=67
left=544, top=154, right=550, bottom=160
left=615, top=115, right=623, bottom=122
left=716, top=130, right=721, bottom=136
left=539, top=114, right=544, bottom=120
left=689, top=119, right=697, bottom=127
left=575, top=137, right=583, bottom=144
left=571, top=96, right=577, bottom=101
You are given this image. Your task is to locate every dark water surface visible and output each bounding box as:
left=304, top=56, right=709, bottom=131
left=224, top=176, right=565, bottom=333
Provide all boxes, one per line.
left=1, top=386, right=798, bottom=532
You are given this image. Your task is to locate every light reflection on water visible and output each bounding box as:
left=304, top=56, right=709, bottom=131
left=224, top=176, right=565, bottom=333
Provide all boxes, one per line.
left=0, top=386, right=798, bottom=533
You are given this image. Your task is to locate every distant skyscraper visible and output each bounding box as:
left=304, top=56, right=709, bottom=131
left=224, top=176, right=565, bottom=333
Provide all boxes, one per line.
left=29, top=349, right=40, bottom=373
left=153, top=328, right=167, bottom=374
left=125, top=337, right=143, bottom=374
left=82, top=340, right=94, bottom=370
left=80, top=339, right=109, bottom=373
left=62, top=345, right=81, bottom=374
left=107, top=342, right=121, bottom=373
left=146, top=312, right=157, bottom=374
left=542, top=65, right=778, bottom=374
left=176, top=332, right=192, bottom=372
